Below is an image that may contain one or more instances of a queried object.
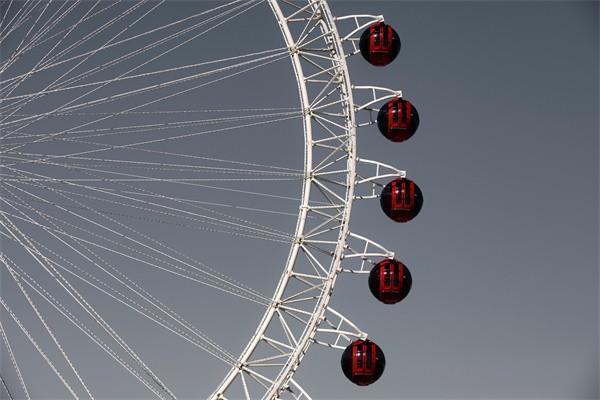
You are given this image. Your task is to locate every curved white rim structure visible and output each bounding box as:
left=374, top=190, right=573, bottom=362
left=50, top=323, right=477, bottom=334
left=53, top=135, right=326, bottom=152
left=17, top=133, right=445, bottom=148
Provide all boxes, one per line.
left=211, top=1, right=404, bottom=398
left=212, top=0, right=354, bottom=398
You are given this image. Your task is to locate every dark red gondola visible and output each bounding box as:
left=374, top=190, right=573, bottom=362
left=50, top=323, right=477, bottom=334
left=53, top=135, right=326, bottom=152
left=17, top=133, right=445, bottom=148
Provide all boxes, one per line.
left=369, top=259, right=412, bottom=304
left=377, top=98, right=419, bottom=142
left=380, top=178, right=423, bottom=222
left=359, top=22, right=401, bottom=66
left=341, top=339, right=385, bottom=386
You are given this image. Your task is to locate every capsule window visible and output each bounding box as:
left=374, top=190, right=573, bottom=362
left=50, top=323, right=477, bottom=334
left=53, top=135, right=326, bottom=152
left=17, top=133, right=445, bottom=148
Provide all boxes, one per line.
left=366, top=344, right=373, bottom=369
left=384, top=263, right=391, bottom=286
left=393, top=264, right=400, bottom=287
left=382, top=26, right=389, bottom=48
left=392, top=102, right=399, bottom=122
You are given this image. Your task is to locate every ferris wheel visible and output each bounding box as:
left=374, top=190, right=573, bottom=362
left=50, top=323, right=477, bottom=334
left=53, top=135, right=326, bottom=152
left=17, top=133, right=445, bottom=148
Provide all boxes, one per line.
left=0, top=1, right=423, bottom=399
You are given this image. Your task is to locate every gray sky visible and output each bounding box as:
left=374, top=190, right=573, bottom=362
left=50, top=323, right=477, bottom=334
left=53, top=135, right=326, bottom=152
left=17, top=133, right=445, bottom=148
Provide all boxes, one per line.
left=0, top=1, right=598, bottom=399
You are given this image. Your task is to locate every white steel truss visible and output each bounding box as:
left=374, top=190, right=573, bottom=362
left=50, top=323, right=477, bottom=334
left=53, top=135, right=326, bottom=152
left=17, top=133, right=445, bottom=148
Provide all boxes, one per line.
left=210, top=0, right=357, bottom=397
left=211, top=1, right=407, bottom=399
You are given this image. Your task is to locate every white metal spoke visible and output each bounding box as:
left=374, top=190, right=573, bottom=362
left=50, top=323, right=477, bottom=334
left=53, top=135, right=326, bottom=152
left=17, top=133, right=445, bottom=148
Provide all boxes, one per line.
left=0, top=184, right=274, bottom=306
left=0, top=209, right=177, bottom=400
left=0, top=295, right=79, bottom=399
left=0, top=318, right=30, bottom=400
left=0, top=254, right=93, bottom=399
left=0, top=253, right=172, bottom=399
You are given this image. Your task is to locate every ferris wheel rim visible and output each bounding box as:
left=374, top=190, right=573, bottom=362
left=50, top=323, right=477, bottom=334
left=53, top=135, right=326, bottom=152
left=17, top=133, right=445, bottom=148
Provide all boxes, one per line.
left=210, top=1, right=358, bottom=398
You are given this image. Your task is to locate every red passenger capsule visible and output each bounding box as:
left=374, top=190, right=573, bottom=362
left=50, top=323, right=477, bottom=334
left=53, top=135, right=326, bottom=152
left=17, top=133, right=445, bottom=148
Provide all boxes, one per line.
left=369, top=259, right=412, bottom=304
left=359, top=22, right=401, bottom=66
left=341, top=339, right=385, bottom=386
left=380, top=178, right=423, bottom=222
left=377, top=98, right=419, bottom=142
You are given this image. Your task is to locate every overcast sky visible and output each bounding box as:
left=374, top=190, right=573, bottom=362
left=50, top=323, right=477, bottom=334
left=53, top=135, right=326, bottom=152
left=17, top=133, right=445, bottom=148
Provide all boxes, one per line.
left=1, top=1, right=598, bottom=399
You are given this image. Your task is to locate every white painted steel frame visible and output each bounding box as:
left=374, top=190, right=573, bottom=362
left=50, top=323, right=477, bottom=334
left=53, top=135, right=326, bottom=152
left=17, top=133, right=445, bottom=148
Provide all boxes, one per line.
left=210, top=0, right=357, bottom=398
left=210, top=2, right=409, bottom=399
